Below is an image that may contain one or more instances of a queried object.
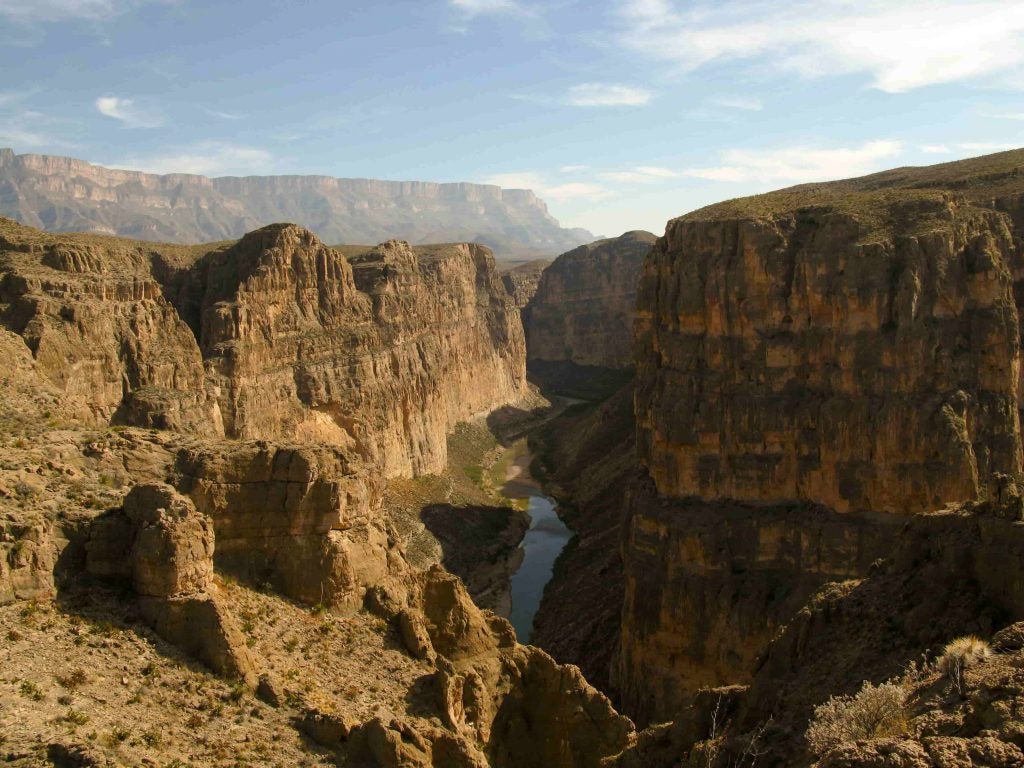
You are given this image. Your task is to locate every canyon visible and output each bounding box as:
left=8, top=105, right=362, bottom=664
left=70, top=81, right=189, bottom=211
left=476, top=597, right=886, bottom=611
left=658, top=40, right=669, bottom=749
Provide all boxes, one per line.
left=4, top=148, right=1024, bottom=768
left=0, top=148, right=594, bottom=259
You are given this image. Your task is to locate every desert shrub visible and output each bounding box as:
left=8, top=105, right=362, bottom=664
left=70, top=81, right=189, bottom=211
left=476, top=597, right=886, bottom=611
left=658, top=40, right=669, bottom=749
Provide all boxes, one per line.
left=62, top=708, right=89, bottom=725
left=938, top=635, right=991, bottom=694
left=805, top=680, right=909, bottom=756
left=19, top=680, right=43, bottom=701
left=56, top=668, right=88, bottom=690
left=938, top=635, right=990, bottom=676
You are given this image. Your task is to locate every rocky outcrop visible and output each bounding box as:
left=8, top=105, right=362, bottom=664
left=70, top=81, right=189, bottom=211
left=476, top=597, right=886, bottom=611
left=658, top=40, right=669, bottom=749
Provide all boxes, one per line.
left=170, top=438, right=399, bottom=607
left=0, top=218, right=528, bottom=479
left=635, top=184, right=1022, bottom=514
left=377, top=566, right=636, bottom=768
left=501, top=260, right=550, bottom=309
left=0, top=220, right=222, bottom=433
left=610, top=503, right=1024, bottom=767
left=189, top=228, right=527, bottom=476
left=617, top=478, right=901, bottom=724
left=86, top=482, right=257, bottom=684
left=524, top=230, right=655, bottom=371
left=0, top=148, right=594, bottom=258
left=620, top=149, right=1024, bottom=726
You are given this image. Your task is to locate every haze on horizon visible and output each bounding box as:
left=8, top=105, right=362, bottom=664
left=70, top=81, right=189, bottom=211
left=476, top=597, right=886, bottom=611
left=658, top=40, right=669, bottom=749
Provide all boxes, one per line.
left=1, top=0, right=1023, bottom=237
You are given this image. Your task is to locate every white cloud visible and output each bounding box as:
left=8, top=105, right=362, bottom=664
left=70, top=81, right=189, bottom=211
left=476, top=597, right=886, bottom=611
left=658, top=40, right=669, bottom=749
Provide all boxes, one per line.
left=483, top=171, right=613, bottom=202
left=601, top=166, right=679, bottom=183
left=201, top=106, right=244, bottom=120
left=95, top=96, right=163, bottom=128
left=559, top=164, right=589, bottom=173
left=450, top=0, right=522, bottom=12
left=0, top=90, right=33, bottom=107
left=986, top=113, right=1024, bottom=121
left=113, top=142, right=276, bottom=176
left=617, top=0, right=1024, bottom=93
left=0, top=108, right=75, bottom=150
left=683, top=140, right=903, bottom=184
left=0, top=0, right=168, bottom=23
left=712, top=96, right=763, bottom=111
left=565, top=83, right=652, bottom=107
left=634, top=165, right=677, bottom=177
left=921, top=144, right=951, bottom=154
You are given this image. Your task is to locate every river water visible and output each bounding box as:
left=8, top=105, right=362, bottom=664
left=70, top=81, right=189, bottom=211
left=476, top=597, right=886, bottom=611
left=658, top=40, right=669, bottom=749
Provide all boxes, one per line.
left=501, top=444, right=573, bottom=643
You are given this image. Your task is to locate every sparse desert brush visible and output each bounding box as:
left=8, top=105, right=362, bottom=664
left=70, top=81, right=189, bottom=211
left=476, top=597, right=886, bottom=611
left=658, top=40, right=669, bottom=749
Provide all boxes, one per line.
left=56, top=668, right=88, bottom=690
left=19, top=680, right=44, bottom=701
left=938, top=635, right=991, bottom=674
left=938, top=635, right=991, bottom=694
left=805, top=679, right=910, bottom=757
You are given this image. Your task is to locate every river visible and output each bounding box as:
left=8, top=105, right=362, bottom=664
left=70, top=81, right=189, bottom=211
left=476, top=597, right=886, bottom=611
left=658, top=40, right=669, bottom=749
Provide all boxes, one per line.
left=501, top=443, right=573, bottom=643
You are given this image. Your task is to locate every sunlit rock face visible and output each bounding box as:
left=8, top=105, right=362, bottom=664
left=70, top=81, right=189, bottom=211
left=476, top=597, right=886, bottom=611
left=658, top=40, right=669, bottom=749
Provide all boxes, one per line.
left=0, top=147, right=594, bottom=258
left=190, top=226, right=527, bottom=477
left=0, top=218, right=528, bottom=479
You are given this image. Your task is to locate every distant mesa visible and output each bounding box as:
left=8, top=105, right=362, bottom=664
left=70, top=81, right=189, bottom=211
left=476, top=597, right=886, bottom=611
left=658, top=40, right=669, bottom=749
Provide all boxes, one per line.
left=0, top=147, right=594, bottom=259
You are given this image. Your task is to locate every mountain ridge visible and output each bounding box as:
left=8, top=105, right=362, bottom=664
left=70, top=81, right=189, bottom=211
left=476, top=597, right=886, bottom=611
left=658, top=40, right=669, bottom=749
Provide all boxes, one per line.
left=0, top=147, right=594, bottom=258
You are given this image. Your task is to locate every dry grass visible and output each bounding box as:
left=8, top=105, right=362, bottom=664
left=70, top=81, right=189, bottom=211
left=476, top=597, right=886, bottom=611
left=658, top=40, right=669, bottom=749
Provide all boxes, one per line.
left=805, top=679, right=911, bottom=757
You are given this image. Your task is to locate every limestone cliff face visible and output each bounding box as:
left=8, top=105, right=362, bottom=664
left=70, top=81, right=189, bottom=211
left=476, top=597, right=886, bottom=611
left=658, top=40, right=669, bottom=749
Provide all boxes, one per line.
left=617, top=477, right=898, bottom=724
left=0, top=222, right=222, bottom=434
left=635, top=201, right=1022, bottom=514
left=0, top=218, right=527, bottom=479
left=524, top=231, right=655, bottom=370
left=190, top=227, right=527, bottom=476
left=0, top=148, right=594, bottom=258
left=500, top=259, right=550, bottom=309
left=621, top=150, right=1024, bottom=725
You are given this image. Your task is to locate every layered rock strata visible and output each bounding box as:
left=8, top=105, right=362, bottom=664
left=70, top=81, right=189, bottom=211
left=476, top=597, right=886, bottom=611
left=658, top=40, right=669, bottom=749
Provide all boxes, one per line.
left=0, top=148, right=594, bottom=258
left=621, top=149, right=1024, bottom=725
left=0, top=217, right=527, bottom=478
left=501, top=259, right=550, bottom=309
left=524, top=230, right=655, bottom=371
left=635, top=173, right=1023, bottom=514
left=0, top=224, right=222, bottom=433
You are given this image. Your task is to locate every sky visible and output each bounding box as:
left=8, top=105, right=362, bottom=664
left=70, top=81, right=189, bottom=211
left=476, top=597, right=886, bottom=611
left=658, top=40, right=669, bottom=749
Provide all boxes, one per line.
left=1, top=0, right=1023, bottom=237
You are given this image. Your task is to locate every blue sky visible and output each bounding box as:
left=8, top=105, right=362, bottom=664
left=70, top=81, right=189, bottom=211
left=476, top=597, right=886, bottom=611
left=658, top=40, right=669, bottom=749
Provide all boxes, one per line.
left=1, top=0, right=1023, bottom=237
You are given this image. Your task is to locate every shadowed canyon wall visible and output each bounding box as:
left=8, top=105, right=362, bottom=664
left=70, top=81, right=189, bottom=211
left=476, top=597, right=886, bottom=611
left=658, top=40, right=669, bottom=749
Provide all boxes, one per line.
left=620, top=150, right=1024, bottom=725
left=524, top=230, right=655, bottom=372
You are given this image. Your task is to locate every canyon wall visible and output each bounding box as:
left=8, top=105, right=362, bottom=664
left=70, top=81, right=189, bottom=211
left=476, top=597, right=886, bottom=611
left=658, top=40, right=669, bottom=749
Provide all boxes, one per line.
left=0, top=148, right=594, bottom=259
left=524, top=230, right=655, bottom=371
left=0, top=217, right=527, bottom=479
left=620, top=150, right=1024, bottom=725
left=501, top=259, right=550, bottom=309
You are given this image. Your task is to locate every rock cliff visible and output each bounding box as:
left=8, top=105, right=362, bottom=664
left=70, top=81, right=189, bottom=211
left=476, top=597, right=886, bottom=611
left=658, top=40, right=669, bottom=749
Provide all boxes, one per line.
left=621, top=149, right=1024, bottom=725
left=524, top=230, right=655, bottom=371
left=0, top=217, right=527, bottom=479
left=636, top=152, right=1024, bottom=514
left=0, top=216, right=633, bottom=767
left=501, top=259, right=550, bottom=309
left=0, top=148, right=594, bottom=259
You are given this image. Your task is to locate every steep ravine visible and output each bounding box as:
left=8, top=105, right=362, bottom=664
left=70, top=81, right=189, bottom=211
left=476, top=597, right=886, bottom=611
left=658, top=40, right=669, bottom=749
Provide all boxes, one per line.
left=520, top=150, right=1024, bottom=767
left=0, top=217, right=635, bottom=768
